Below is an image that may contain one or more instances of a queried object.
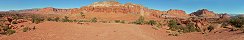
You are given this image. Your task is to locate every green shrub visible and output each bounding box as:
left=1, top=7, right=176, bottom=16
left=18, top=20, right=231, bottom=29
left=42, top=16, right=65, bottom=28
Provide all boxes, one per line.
left=73, top=20, right=78, bottom=22
left=47, top=18, right=53, bottom=21
left=54, top=17, right=60, bottom=22
left=3, top=26, right=10, bottom=32
left=23, top=27, right=30, bottom=32
left=91, top=17, right=97, bottom=23
left=62, top=16, right=70, bottom=22
left=208, top=25, right=214, bottom=32
left=114, top=20, right=125, bottom=23
left=120, top=20, right=125, bottom=23
left=168, top=20, right=181, bottom=31
left=12, top=21, right=18, bottom=24
left=31, top=16, right=44, bottom=24
left=229, top=16, right=244, bottom=28
left=146, top=20, right=157, bottom=26
left=156, top=23, right=162, bottom=28
left=6, top=29, right=16, bottom=35
left=115, top=20, right=121, bottom=23
left=133, top=16, right=145, bottom=25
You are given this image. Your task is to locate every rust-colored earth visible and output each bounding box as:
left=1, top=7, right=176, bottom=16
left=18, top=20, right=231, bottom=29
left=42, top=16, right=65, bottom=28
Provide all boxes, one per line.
left=1, top=21, right=243, bottom=40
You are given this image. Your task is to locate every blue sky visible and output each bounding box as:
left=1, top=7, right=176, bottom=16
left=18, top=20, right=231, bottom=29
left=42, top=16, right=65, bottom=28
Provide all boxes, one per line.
left=0, top=0, right=243, bottom=14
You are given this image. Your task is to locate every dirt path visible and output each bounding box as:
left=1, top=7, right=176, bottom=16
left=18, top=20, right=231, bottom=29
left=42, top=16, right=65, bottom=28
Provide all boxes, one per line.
left=1, top=21, right=244, bottom=40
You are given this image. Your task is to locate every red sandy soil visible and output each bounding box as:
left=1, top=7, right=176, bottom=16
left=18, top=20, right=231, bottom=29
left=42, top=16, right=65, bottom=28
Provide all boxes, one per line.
left=0, top=21, right=244, bottom=40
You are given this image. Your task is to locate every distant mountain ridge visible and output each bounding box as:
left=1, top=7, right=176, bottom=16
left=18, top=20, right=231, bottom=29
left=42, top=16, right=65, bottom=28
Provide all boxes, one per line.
left=3, top=1, right=226, bottom=18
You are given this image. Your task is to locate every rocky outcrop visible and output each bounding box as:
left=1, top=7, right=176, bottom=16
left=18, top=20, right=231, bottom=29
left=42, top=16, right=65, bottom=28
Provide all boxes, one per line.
left=15, top=7, right=72, bottom=14
left=161, top=9, right=189, bottom=18
left=190, top=9, right=217, bottom=18
left=79, top=1, right=147, bottom=14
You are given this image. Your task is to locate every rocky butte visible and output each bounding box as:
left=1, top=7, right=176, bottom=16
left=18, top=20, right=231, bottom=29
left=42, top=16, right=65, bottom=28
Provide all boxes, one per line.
left=190, top=9, right=218, bottom=18
left=8, top=1, right=221, bottom=19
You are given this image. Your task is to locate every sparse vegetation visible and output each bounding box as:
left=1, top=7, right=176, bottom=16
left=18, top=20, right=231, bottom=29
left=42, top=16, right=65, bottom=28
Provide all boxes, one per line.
left=91, top=17, right=97, bottom=23
left=31, top=15, right=44, bottom=24
left=114, top=20, right=125, bottom=23
left=23, top=27, right=30, bottom=32
left=115, top=20, right=120, bottom=23
left=182, top=23, right=200, bottom=33
left=229, top=16, right=244, bottom=32
left=3, top=26, right=10, bottom=32
left=133, top=16, right=145, bottom=25
left=62, top=16, right=71, bottom=22
left=229, top=16, right=244, bottom=28
left=12, top=21, right=18, bottom=24
left=156, top=23, right=162, bottom=28
left=54, top=17, right=60, bottom=22
left=6, top=29, right=16, bottom=35
left=168, top=20, right=181, bottom=31
left=146, top=20, right=157, bottom=26
left=168, top=20, right=200, bottom=33
left=47, top=17, right=53, bottom=21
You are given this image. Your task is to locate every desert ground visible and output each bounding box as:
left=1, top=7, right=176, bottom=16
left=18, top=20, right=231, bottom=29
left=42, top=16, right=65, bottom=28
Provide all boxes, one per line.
left=0, top=21, right=243, bottom=40
left=0, top=1, right=244, bottom=40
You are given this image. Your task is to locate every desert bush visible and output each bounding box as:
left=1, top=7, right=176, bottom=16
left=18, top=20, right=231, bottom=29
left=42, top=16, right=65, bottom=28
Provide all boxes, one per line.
left=114, top=20, right=121, bottom=23
left=31, top=16, right=44, bottom=24
left=47, top=18, right=53, bottom=21
left=229, top=16, right=244, bottom=28
left=6, top=29, right=16, bottom=35
left=208, top=25, right=214, bottom=32
left=62, top=16, right=70, bottom=22
left=168, top=31, right=180, bottom=36
left=229, top=16, right=244, bottom=32
left=120, top=20, right=125, bottom=23
left=54, top=17, right=60, bottom=22
left=146, top=20, right=157, bottom=26
left=133, top=16, right=145, bottom=25
left=12, top=21, right=18, bottom=24
left=168, top=20, right=181, bottom=31
left=156, top=23, right=162, bottom=28
left=73, top=20, right=78, bottom=22
left=23, top=27, right=30, bottom=32
left=182, top=23, right=200, bottom=33
left=91, top=17, right=97, bottom=23
left=3, top=26, right=10, bottom=32
left=114, top=20, right=125, bottom=23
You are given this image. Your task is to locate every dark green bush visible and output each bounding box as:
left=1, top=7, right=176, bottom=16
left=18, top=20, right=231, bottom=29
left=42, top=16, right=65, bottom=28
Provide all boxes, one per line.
left=91, top=17, right=97, bottom=23
left=208, top=25, right=214, bottom=32
left=114, top=20, right=125, bottom=23
left=12, top=21, right=18, bottom=24
left=6, top=29, right=16, bottom=35
left=146, top=20, right=157, bottom=26
left=156, top=23, right=162, bottom=28
left=47, top=18, right=53, bottom=21
left=54, top=17, right=60, bottom=22
left=62, top=16, right=70, bottom=22
left=229, top=16, right=244, bottom=28
left=31, top=16, right=44, bottom=24
left=182, top=23, right=200, bottom=33
left=115, top=20, right=121, bottom=23
left=168, top=20, right=181, bottom=31
left=133, top=16, right=145, bottom=25
left=23, top=27, right=30, bottom=32
left=3, top=26, right=10, bottom=32
left=120, top=20, right=125, bottom=23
